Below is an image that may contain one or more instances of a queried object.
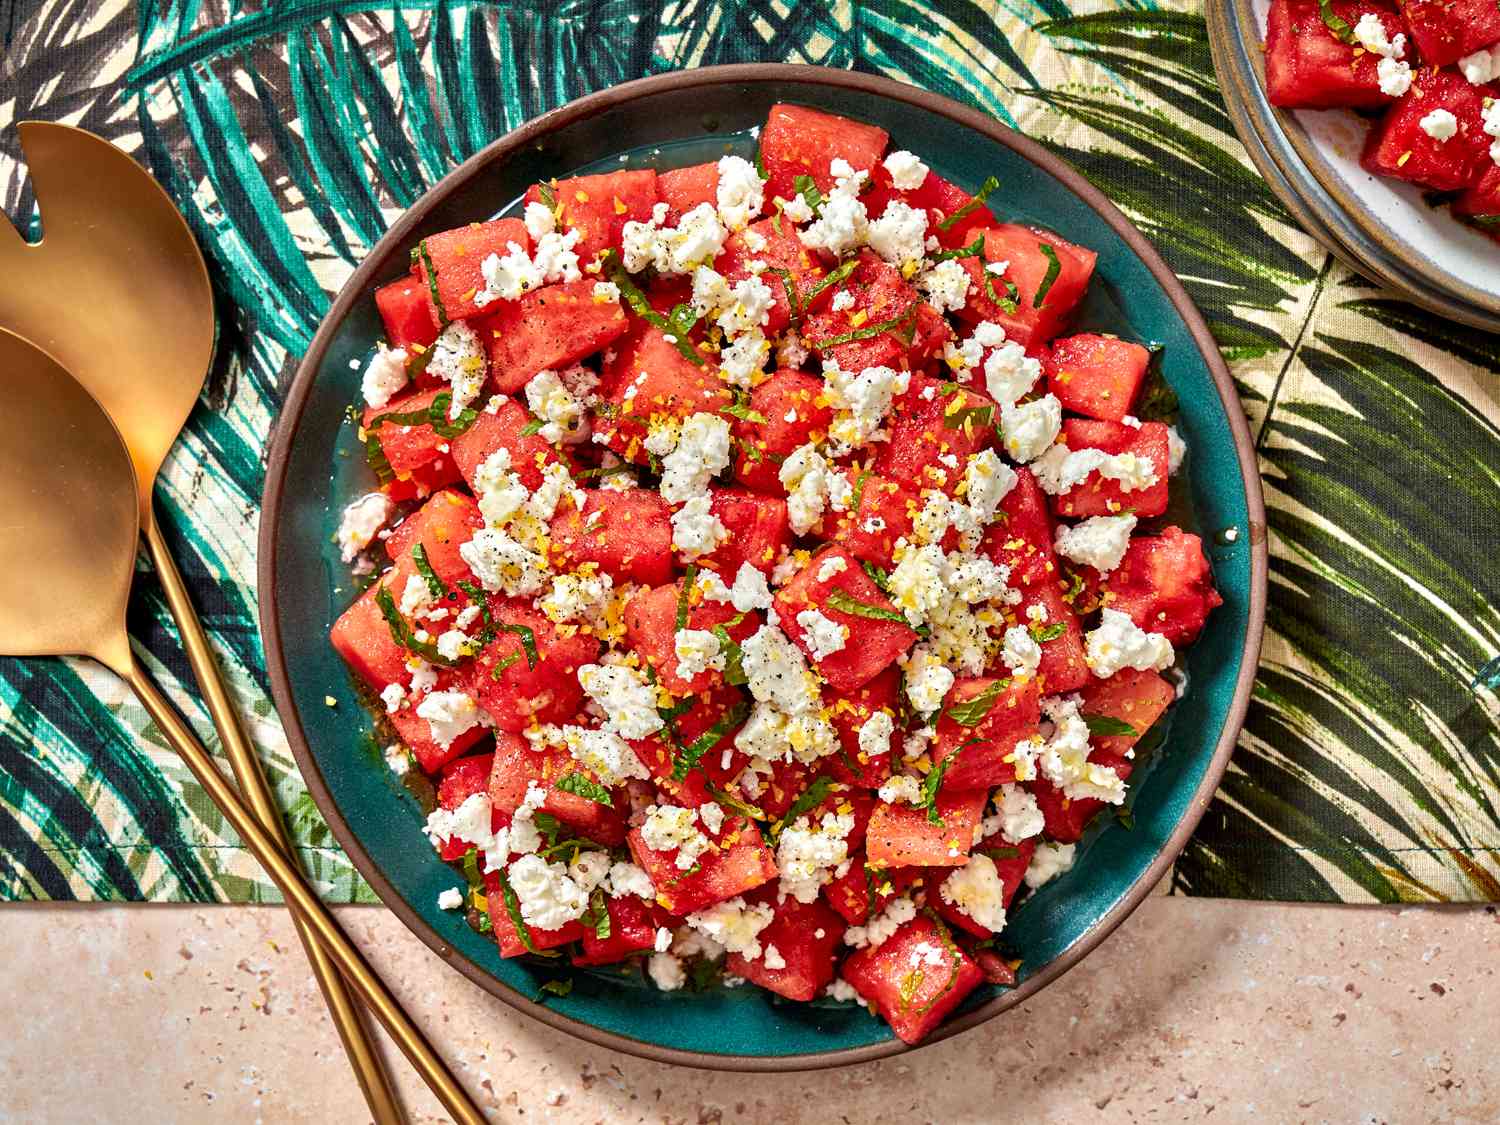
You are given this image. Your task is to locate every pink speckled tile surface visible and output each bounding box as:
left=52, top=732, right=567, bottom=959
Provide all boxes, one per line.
left=0, top=897, right=1495, bottom=1123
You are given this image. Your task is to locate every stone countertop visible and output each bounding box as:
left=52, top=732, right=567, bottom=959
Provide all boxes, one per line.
left=0, top=898, right=1494, bottom=1123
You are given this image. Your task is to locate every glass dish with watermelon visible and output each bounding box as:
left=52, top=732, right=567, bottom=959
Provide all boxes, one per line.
left=329, top=102, right=1223, bottom=1047
left=1264, top=0, right=1500, bottom=239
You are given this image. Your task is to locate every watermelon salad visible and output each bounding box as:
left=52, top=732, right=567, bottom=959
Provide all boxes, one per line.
left=1264, top=0, right=1500, bottom=240
left=330, top=103, right=1223, bottom=1046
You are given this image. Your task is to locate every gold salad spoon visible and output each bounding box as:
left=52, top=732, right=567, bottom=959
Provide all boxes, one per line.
left=0, top=124, right=485, bottom=1123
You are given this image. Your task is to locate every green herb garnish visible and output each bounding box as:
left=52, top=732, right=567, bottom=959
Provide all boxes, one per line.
left=374, top=585, right=457, bottom=666
left=792, top=173, right=824, bottom=215
left=807, top=302, right=920, bottom=350
left=602, top=251, right=707, bottom=367
left=538, top=978, right=574, bottom=1000
left=555, top=773, right=614, bottom=806
left=675, top=565, right=698, bottom=630
left=365, top=433, right=395, bottom=485
left=1033, top=244, right=1062, bottom=309
left=415, top=239, right=448, bottom=324
left=581, top=886, right=611, bottom=940
left=494, top=867, right=536, bottom=953
left=943, top=404, right=994, bottom=432
left=1316, top=0, right=1358, bottom=43
left=826, top=588, right=910, bottom=626
left=919, top=754, right=953, bottom=825
left=943, top=679, right=1009, bottom=728
left=671, top=699, right=751, bottom=781
left=802, top=257, right=859, bottom=307
left=770, top=775, right=837, bottom=841
left=928, top=233, right=985, bottom=263
left=723, top=397, right=766, bottom=423
left=861, top=560, right=891, bottom=592
left=1029, top=621, right=1067, bottom=644
left=1082, top=714, right=1139, bottom=738
left=519, top=416, right=548, bottom=437
left=411, top=543, right=448, bottom=599
left=364, top=390, right=479, bottom=440
left=937, top=176, right=998, bottom=231
left=495, top=621, right=539, bottom=669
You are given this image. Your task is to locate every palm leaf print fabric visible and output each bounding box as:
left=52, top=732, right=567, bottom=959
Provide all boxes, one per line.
left=0, top=0, right=1495, bottom=903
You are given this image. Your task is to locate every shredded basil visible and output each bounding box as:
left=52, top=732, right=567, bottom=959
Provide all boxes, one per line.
left=1316, top=0, right=1358, bottom=43
left=1029, top=620, right=1067, bottom=644
left=861, top=560, right=891, bottom=592
left=602, top=251, right=706, bottom=367
left=807, top=302, right=920, bottom=350
left=826, top=588, right=910, bottom=626
left=537, top=180, right=558, bottom=212
left=723, top=397, right=766, bottom=423
left=411, top=543, right=448, bottom=600
left=705, top=782, right=766, bottom=821
left=365, top=433, right=396, bottom=486
left=928, top=233, right=985, bottom=263
left=494, top=868, right=536, bottom=952
left=519, top=416, right=548, bottom=437
left=712, top=622, right=749, bottom=686
left=495, top=621, right=539, bottom=669
left=982, top=265, right=1021, bottom=314
left=538, top=978, right=574, bottom=999
left=802, top=258, right=859, bottom=307
left=1082, top=714, right=1139, bottom=738
left=675, top=566, right=698, bottom=631
left=943, top=679, right=1009, bottom=727
left=1033, top=244, right=1062, bottom=309
left=374, top=585, right=458, bottom=666
left=488, top=651, right=521, bottom=678
left=671, top=698, right=751, bottom=781
left=943, top=404, right=994, bottom=432
left=937, top=175, right=999, bottom=231
left=555, top=772, right=614, bottom=806
left=456, top=580, right=497, bottom=647
left=770, top=775, right=837, bottom=841
left=415, top=240, right=448, bottom=324
left=850, top=468, right=873, bottom=512
left=580, top=886, right=612, bottom=941
left=920, top=755, right=953, bottom=825
left=792, top=173, right=824, bottom=215
left=365, top=390, right=479, bottom=440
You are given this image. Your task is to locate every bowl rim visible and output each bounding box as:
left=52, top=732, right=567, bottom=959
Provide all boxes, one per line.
left=1209, top=0, right=1500, bottom=332
left=259, top=61, right=1268, bottom=1072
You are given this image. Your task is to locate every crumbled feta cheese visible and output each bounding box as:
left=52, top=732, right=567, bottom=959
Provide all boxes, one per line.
left=408, top=659, right=438, bottom=696
left=963, top=450, right=1018, bottom=535
left=1353, top=12, right=1405, bottom=59
left=648, top=952, right=686, bottom=990
left=524, top=200, right=555, bottom=239
left=762, top=944, right=787, bottom=970
left=735, top=701, right=839, bottom=764
left=437, top=887, right=465, bottom=911
left=795, top=608, right=848, bottom=662
left=1167, top=425, right=1187, bottom=475
left=531, top=227, right=583, bottom=284
left=361, top=345, right=409, bottom=410
left=867, top=200, right=928, bottom=269
left=878, top=774, right=923, bottom=805
left=917, top=258, right=971, bottom=313
left=642, top=804, right=711, bottom=870
left=1000, top=624, right=1042, bottom=679
left=776, top=812, right=855, bottom=903
left=779, top=443, right=834, bottom=534
left=887, top=540, right=948, bottom=626
left=883, top=149, right=929, bottom=191
left=1377, top=57, right=1412, bottom=98
left=524, top=366, right=595, bottom=444
left=568, top=850, right=611, bottom=893
left=1037, top=696, right=1126, bottom=804
left=1055, top=513, right=1138, bottom=574
left=859, top=709, right=896, bottom=761
left=1419, top=108, right=1459, bottom=142
left=1031, top=442, right=1159, bottom=496
left=798, top=163, right=870, bottom=256
left=459, top=527, right=548, bottom=597
left=1483, top=97, right=1500, bottom=165
left=674, top=627, right=725, bottom=678
left=425, top=321, right=487, bottom=417
left=817, top=554, right=849, bottom=582
left=558, top=725, right=649, bottom=786
left=831, top=289, right=856, bottom=313
left=592, top=280, right=621, bottom=304
left=671, top=493, right=730, bottom=557
left=730, top=562, right=773, bottom=612
left=740, top=624, right=822, bottom=713
left=983, top=340, right=1043, bottom=405
left=1086, top=607, right=1175, bottom=678
left=423, top=792, right=495, bottom=855
left=380, top=683, right=406, bottom=714
left=940, top=853, right=1008, bottom=934
left=668, top=202, right=730, bottom=272
left=435, top=629, right=474, bottom=662
left=475, top=241, right=542, bottom=306
left=1024, top=841, right=1077, bottom=889
left=716, top=154, right=765, bottom=230
left=687, top=896, right=776, bottom=959
left=578, top=663, right=664, bottom=739
left=823, top=364, right=911, bottom=453
left=902, top=643, right=955, bottom=716
left=995, top=783, right=1045, bottom=843
left=415, top=690, right=484, bottom=749
left=1000, top=395, right=1063, bottom=464
left=659, top=412, right=732, bottom=503
left=720, top=328, right=771, bottom=389
left=540, top=570, right=615, bottom=629
left=337, top=492, right=394, bottom=562
left=844, top=895, right=917, bottom=949
left=508, top=853, right=589, bottom=930
left=606, top=861, right=655, bottom=899
left=1459, top=46, right=1500, bottom=85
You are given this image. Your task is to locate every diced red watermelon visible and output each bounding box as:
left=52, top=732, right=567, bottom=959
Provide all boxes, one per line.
left=524, top=169, right=660, bottom=265
left=382, top=489, right=483, bottom=576
left=825, top=469, right=919, bottom=569
left=622, top=579, right=758, bottom=695
left=572, top=893, right=662, bottom=966
left=1264, top=0, right=1411, bottom=109
left=1031, top=776, right=1103, bottom=844
left=1399, top=0, right=1500, bottom=67
left=657, top=161, right=720, bottom=224
left=596, top=323, right=730, bottom=461
left=389, top=668, right=488, bottom=774
left=626, top=815, right=778, bottom=914
left=774, top=547, right=919, bottom=693
left=823, top=861, right=924, bottom=927
left=1044, top=333, right=1152, bottom=422
left=1362, top=70, right=1497, bottom=191
left=450, top=396, right=560, bottom=491
left=866, top=790, right=987, bottom=868
left=802, top=251, right=930, bottom=372
left=957, top=224, right=1096, bottom=347
left=487, top=731, right=626, bottom=846
left=1454, top=165, right=1500, bottom=243
left=416, top=218, right=530, bottom=323
left=841, top=913, right=984, bottom=1044
left=979, top=468, right=1059, bottom=590
left=478, top=277, right=628, bottom=393
left=822, top=666, right=900, bottom=789
left=725, top=891, right=847, bottom=1000
left=716, top=216, right=829, bottom=336
left=631, top=685, right=750, bottom=787
left=467, top=600, right=597, bottom=732
left=931, top=676, right=1042, bottom=791
left=873, top=374, right=997, bottom=494
left=1008, top=580, right=1090, bottom=694
left=486, top=870, right=588, bottom=958
left=433, top=752, right=496, bottom=860
left=731, top=368, right=833, bottom=494
left=548, top=488, right=676, bottom=586
left=697, top=488, right=792, bottom=577
left=375, top=275, right=440, bottom=351
left=758, top=104, right=889, bottom=206
left=1102, top=525, right=1223, bottom=645
left=1077, top=667, right=1176, bottom=758
left=362, top=385, right=466, bottom=495
left=1050, top=418, right=1171, bottom=519
left=928, top=835, right=1036, bottom=937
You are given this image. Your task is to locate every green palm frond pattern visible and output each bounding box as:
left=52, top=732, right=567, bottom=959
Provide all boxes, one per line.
left=0, top=0, right=1495, bottom=903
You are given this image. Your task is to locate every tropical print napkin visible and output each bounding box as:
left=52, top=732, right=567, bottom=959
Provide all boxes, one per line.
left=0, top=0, right=1495, bottom=904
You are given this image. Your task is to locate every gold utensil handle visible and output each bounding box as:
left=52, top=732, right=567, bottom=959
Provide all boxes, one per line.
left=143, top=518, right=408, bottom=1125
left=121, top=657, right=488, bottom=1125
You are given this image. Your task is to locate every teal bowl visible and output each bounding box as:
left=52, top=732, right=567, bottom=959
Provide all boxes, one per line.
left=260, top=64, right=1266, bottom=1070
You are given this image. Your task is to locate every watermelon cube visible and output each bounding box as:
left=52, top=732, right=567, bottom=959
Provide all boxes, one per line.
left=873, top=374, right=998, bottom=495
left=415, top=218, right=530, bottom=323
left=657, top=161, right=720, bottom=225
left=929, top=835, right=1036, bottom=938
left=524, top=169, right=659, bottom=265
left=623, top=580, right=758, bottom=695
left=1265, top=0, right=1411, bottom=109
left=716, top=216, right=829, bottom=336
left=825, top=469, right=919, bottom=569
left=1454, top=165, right=1500, bottom=243
left=626, top=816, right=778, bottom=914
left=725, top=892, right=847, bottom=1000
left=330, top=579, right=412, bottom=693
left=1044, top=333, right=1153, bottom=422
left=823, top=861, right=924, bottom=927
left=1030, top=776, right=1103, bottom=844
left=979, top=467, right=1059, bottom=590
left=433, top=752, right=496, bottom=859
left=487, top=732, right=627, bottom=847
left=1077, top=668, right=1176, bottom=757
left=802, top=251, right=929, bottom=372
left=467, top=601, right=597, bottom=733
left=931, top=676, right=1042, bottom=791
left=362, top=385, right=466, bottom=496
left=731, top=368, right=833, bottom=495
left=631, top=685, right=750, bottom=786
left=957, top=224, right=1096, bottom=347
left=1008, top=579, right=1089, bottom=694
left=450, top=396, right=561, bottom=492
left=478, top=277, right=628, bottom=393
left=486, top=870, right=587, bottom=958
left=774, top=547, right=919, bottom=693
left=822, top=666, right=900, bottom=789
left=382, top=489, right=483, bottom=577
left=596, top=323, right=730, bottom=461
left=862, top=168, right=997, bottom=251
left=548, top=488, right=676, bottom=587
left=697, top=488, right=792, bottom=578
left=572, top=892, right=663, bottom=967
left=389, top=668, right=488, bottom=774
left=375, top=275, right=440, bottom=351
left=758, top=104, right=889, bottom=206
left=841, top=913, right=984, bottom=1044
left=866, top=790, right=987, bottom=868
left=1051, top=418, right=1171, bottom=519
left=1399, top=0, right=1500, bottom=66
left=1102, top=525, right=1223, bottom=645
left=1363, top=69, right=1497, bottom=191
